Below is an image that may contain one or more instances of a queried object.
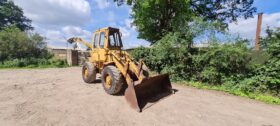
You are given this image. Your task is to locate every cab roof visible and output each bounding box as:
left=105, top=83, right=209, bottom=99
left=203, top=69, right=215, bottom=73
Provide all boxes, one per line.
left=95, top=27, right=120, bottom=32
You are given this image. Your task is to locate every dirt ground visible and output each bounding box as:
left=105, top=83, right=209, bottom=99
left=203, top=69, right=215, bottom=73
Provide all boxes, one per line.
left=0, top=67, right=280, bottom=126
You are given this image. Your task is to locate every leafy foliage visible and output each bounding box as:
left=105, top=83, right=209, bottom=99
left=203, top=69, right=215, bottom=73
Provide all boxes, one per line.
left=261, top=28, right=280, bottom=57
left=190, top=0, right=256, bottom=28
left=131, top=0, right=193, bottom=44
left=198, top=41, right=252, bottom=84
left=0, top=26, right=50, bottom=62
left=238, top=28, right=280, bottom=96
left=131, top=28, right=280, bottom=97
left=131, top=31, right=252, bottom=82
left=0, top=0, right=33, bottom=31
left=0, top=58, right=67, bottom=68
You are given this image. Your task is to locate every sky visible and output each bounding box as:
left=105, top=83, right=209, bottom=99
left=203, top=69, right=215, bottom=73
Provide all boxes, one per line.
left=12, top=0, right=280, bottom=49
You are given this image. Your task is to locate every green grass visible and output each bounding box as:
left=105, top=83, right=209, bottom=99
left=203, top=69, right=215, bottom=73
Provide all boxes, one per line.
left=175, top=81, right=280, bottom=105
left=0, top=58, right=69, bottom=69
left=0, top=64, right=69, bottom=69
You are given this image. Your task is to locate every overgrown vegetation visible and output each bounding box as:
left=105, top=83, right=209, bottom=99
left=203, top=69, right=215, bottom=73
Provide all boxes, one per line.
left=0, top=1, right=67, bottom=68
left=238, top=28, right=280, bottom=97
left=131, top=28, right=280, bottom=103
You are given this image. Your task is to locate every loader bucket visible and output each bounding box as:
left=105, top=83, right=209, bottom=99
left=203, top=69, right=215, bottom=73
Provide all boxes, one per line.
left=125, top=74, right=172, bottom=112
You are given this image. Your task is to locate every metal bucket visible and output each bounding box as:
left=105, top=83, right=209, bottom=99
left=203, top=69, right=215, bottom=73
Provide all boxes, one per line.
left=125, top=74, right=172, bottom=112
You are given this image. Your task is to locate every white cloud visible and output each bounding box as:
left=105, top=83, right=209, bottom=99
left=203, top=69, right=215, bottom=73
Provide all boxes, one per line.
left=118, top=21, right=150, bottom=49
left=12, top=0, right=93, bottom=48
left=125, top=19, right=132, bottom=28
left=62, top=26, right=83, bottom=36
left=45, top=30, right=69, bottom=49
left=43, top=26, right=91, bottom=47
left=12, top=0, right=148, bottom=49
left=229, top=12, right=280, bottom=39
left=13, top=0, right=91, bottom=26
left=62, top=26, right=91, bottom=38
left=108, top=11, right=115, bottom=23
left=107, top=11, right=118, bottom=27
left=119, top=27, right=131, bottom=38
left=93, top=0, right=110, bottom=9
left=124, top=18, right=136, bottom=30
left=46, top=30, right=64, bottom=41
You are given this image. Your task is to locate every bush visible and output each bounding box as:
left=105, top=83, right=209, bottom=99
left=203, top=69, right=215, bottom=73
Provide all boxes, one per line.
left=131, top=28, right=280, bottom=98
left=0, top=26, right=67, bottom=68
left=0, top=58, right=68, bottom=68
left=131, top=33, right=252, bottom=83
left=235, top=28, right=280, bottom=97
left=198, top=42, right=252, bottom=84
left=0, top=26, right=51, bottom=62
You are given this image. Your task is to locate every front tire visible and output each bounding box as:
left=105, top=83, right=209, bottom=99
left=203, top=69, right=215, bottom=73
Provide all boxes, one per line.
left=82, top=62, right=96, bottom=83
left=101, top=66, right=125, bottom=95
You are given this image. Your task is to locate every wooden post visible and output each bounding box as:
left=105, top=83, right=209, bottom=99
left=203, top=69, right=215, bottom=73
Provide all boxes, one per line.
left=255, top=13, right=263, bottom=51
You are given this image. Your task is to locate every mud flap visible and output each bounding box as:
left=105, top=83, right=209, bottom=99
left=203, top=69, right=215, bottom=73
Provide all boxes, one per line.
left=125, top=74, right=172, bottom=112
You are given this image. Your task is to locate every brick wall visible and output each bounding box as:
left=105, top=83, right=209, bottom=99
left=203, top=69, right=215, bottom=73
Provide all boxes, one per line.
left=48, top=48, right=89, bottom=66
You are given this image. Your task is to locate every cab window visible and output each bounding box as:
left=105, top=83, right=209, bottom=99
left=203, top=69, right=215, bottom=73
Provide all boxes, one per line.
left=99, top=32, right=105, bottom=48
left=108, top=32, right=122, bottom=47
left=93, top=33, right=98, bottom=48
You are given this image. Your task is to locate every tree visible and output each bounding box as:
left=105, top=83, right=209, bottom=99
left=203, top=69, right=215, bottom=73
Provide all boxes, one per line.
left=132, top=0, right=193, bottom=44
left=0, top=0, right=33, bottom=31
left=114, top=0, right=256, bottom=44
left=0, top=26, right=48, bottom=62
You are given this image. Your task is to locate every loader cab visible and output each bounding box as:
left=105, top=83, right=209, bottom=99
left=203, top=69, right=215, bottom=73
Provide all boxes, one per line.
left=91, top=27, right=123, bottom=63
left=108, top=29, right=123, bottom=50
left=92, top=27, right=123, bottom=50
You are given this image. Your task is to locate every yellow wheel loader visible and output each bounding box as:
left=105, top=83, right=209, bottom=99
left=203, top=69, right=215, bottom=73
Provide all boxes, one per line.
left=68, top=27, right=173, bottom=112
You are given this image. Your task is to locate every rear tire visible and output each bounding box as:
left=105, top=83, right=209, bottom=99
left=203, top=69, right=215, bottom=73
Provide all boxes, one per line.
left=82, top=62, right=96, bottom=83
left=101, top=66, right=125, bottom=95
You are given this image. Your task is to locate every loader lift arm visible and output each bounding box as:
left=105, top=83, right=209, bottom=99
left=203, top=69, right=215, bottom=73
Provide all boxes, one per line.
left=67, top=37, right=93, bottom=50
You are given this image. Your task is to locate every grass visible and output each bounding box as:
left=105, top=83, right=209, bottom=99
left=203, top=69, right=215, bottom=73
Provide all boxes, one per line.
left=0, top=64, right=69, bottom=69
left=0, top=58, right=69, bottom=69
left=175, top=81, right=280, bottom=105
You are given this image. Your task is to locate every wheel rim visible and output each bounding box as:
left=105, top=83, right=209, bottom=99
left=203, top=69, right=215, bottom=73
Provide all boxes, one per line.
left=84, top=67, right=88, bottom=77
left=105, top=74, right=112, bottom=89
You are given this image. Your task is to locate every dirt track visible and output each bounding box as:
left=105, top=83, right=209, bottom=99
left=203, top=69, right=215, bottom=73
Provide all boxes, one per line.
left=0, top=67, right=280, bottom=126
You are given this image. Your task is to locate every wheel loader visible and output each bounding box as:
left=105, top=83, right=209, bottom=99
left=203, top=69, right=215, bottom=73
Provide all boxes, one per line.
left=67, top=27, right=173, bottom=112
